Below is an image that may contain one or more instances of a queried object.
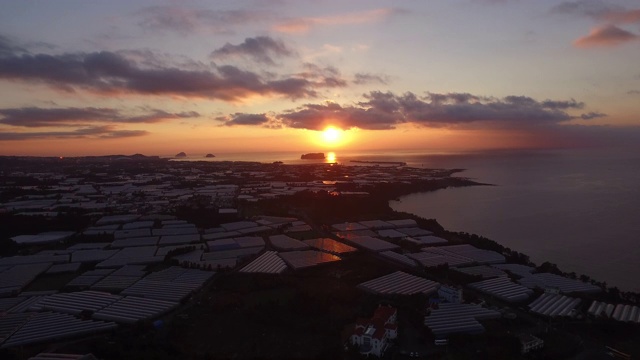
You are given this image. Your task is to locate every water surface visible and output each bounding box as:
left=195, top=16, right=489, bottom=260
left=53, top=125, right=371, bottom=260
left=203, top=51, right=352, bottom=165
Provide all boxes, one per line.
left=391, top=149, right=640, bottom=292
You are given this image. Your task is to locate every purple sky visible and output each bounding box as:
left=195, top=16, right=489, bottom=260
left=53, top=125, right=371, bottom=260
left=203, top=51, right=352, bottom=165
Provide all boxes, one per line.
left=0, top=0, right=639, bottom=155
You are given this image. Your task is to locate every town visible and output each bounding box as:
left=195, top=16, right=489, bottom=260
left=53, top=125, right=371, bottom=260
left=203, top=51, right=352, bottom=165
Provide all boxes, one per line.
left=0, top=155, right=638, bottom=359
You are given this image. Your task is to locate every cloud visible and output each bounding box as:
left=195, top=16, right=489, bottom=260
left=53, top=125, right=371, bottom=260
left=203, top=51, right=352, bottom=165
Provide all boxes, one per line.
left=294, top=63, right=348, bottom=88
left=550, top=0, right=623, bottom=18
left=220, top=91, right=602, bottom=131
left=0, top=107, right=118, bottom=127
left=0, top=105, right=183, bottom=141
left=277, top=101, right=398, bottom=130
left=574, top=25, right=638, bottom=47
left=0, top=107, right=199, bottom=127
left=96, top=129, right=149, bottom=139
left=273, top=8, right=405, bottom=33
left=601, top=9, right=640, bottom=24
left=353, top=73, right=390, bottom=85
left=0, top=126, right=148, bottom=141
left=135, top=6, right=267, bottom=35
left=217, top=113, right=272, bottom=127
left=366, top=92, right=586, bottom=127
left=552, top=1, right=640, bottom=23
left=473, top=0, right=516, bottom=4
left=0, top=34, right=27, bottom=56
left=579, top=111, right=606, bottom=119
left=0, top=45, right=341, bottom=101
left=540, top=98, right=584, bottom=109
left=552, top=2, right=640, bottom=47
left=116, top=49, right=205, bottom=71
left=628, top=90, right=640, bottom=95
left=124, top=110, right=200, bottom=123
left=210, top=36, right=293, bottom=65
left=136, top=5, right=407, bottom=36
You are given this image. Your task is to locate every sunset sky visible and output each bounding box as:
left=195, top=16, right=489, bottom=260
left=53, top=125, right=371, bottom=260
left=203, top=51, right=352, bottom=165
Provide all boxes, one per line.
left=1, top=0, right=639, bottom=156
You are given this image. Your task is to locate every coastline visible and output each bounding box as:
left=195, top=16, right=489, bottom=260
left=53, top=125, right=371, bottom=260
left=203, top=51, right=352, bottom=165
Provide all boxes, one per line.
left=390, top=186, right=640, bottom=293
left=386, top=149, right=640, bottom=294
left=379, top=187, right=634, bottom=295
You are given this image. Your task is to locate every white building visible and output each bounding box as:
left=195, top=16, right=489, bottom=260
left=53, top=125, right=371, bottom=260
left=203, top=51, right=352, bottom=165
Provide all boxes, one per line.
left=350, top=305, right=398, bottom=357
left=519, top=334, right=544, bottom=354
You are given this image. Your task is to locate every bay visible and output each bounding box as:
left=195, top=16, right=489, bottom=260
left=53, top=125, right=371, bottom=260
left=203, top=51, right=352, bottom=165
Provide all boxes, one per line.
left=390, top=149, right=640, bottom=292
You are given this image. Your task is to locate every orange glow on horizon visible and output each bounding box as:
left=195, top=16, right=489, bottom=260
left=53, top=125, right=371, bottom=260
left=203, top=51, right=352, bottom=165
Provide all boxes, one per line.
left=310, top=126, right=353, bottom=149
left=0, top=125, right=583, bottom=157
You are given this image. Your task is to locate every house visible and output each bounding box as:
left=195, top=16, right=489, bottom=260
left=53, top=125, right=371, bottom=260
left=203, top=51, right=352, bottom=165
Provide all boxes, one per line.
left=350, top=305, right=398, bottom=357
left=518, top=334, right=544, bottom=354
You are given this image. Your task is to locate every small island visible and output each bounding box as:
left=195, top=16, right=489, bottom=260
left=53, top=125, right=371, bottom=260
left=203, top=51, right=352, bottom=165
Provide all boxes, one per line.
left=175, top=152, right=187, bottom=158
left=301, top=152, right=325, bottom=159
left=205, top=154, right=215, bottom=158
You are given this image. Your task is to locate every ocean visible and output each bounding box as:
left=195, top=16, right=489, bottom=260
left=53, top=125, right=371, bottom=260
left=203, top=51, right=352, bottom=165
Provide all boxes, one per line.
left=390, top=149, right=640, bottom=292
left=173, top=149, right=640, bottom=292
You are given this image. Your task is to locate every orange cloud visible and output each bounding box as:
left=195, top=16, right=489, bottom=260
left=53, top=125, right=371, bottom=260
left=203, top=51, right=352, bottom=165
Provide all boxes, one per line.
left=273, top=8, right=402, bottom=33
left=602, top=9, right=640, bottom=24
left=573, top=25, right=638, bottom=48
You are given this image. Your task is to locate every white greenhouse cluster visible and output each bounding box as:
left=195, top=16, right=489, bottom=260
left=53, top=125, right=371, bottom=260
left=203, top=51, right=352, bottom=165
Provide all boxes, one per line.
left=239, top=251, right=288, bottom=274
left=0, top=266, right=212, bottom=348
left=0, top=312, right=117, bottom=348
left=379, top=251, right=418, bottom=268
left=528, top=293, right=581, bottom=317
left=518, top=273, right=601, bottom=294
left=424, top=303, right=501, bottom=338
left=588, top=301, right=640, bottom=323
left=407, top=244, right=505, bottom=269
left=468, top=277, right=534, bottom=303
left=358, top=271, right=440, bottom=296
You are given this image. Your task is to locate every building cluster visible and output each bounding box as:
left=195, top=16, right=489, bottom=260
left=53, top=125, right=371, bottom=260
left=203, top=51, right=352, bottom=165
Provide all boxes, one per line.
left=350, top=305, right=398, bottom=357
left=2, top=158, right=451, bottom=217
left=0, top=159, right=451, bottom=350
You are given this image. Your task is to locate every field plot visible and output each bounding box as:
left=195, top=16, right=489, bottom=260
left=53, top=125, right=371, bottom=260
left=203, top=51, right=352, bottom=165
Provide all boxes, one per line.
left=358, top=271, right=439, bottom=295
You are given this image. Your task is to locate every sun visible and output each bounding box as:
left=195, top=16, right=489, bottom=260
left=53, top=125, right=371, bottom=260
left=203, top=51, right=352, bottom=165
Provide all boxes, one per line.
left=322, top=126, right=341, bottom=143
left=312, top=125, right=352, bottom=148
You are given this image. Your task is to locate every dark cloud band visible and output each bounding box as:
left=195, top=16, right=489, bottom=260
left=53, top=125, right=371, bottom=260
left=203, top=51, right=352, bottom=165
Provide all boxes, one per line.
left=0, top=46, right=344, bottom=101
left=0, top=107, right=199, bottom=128
left=0, top=126, right=148, bottom=140
left=219, top=91, right=604, bottom=131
